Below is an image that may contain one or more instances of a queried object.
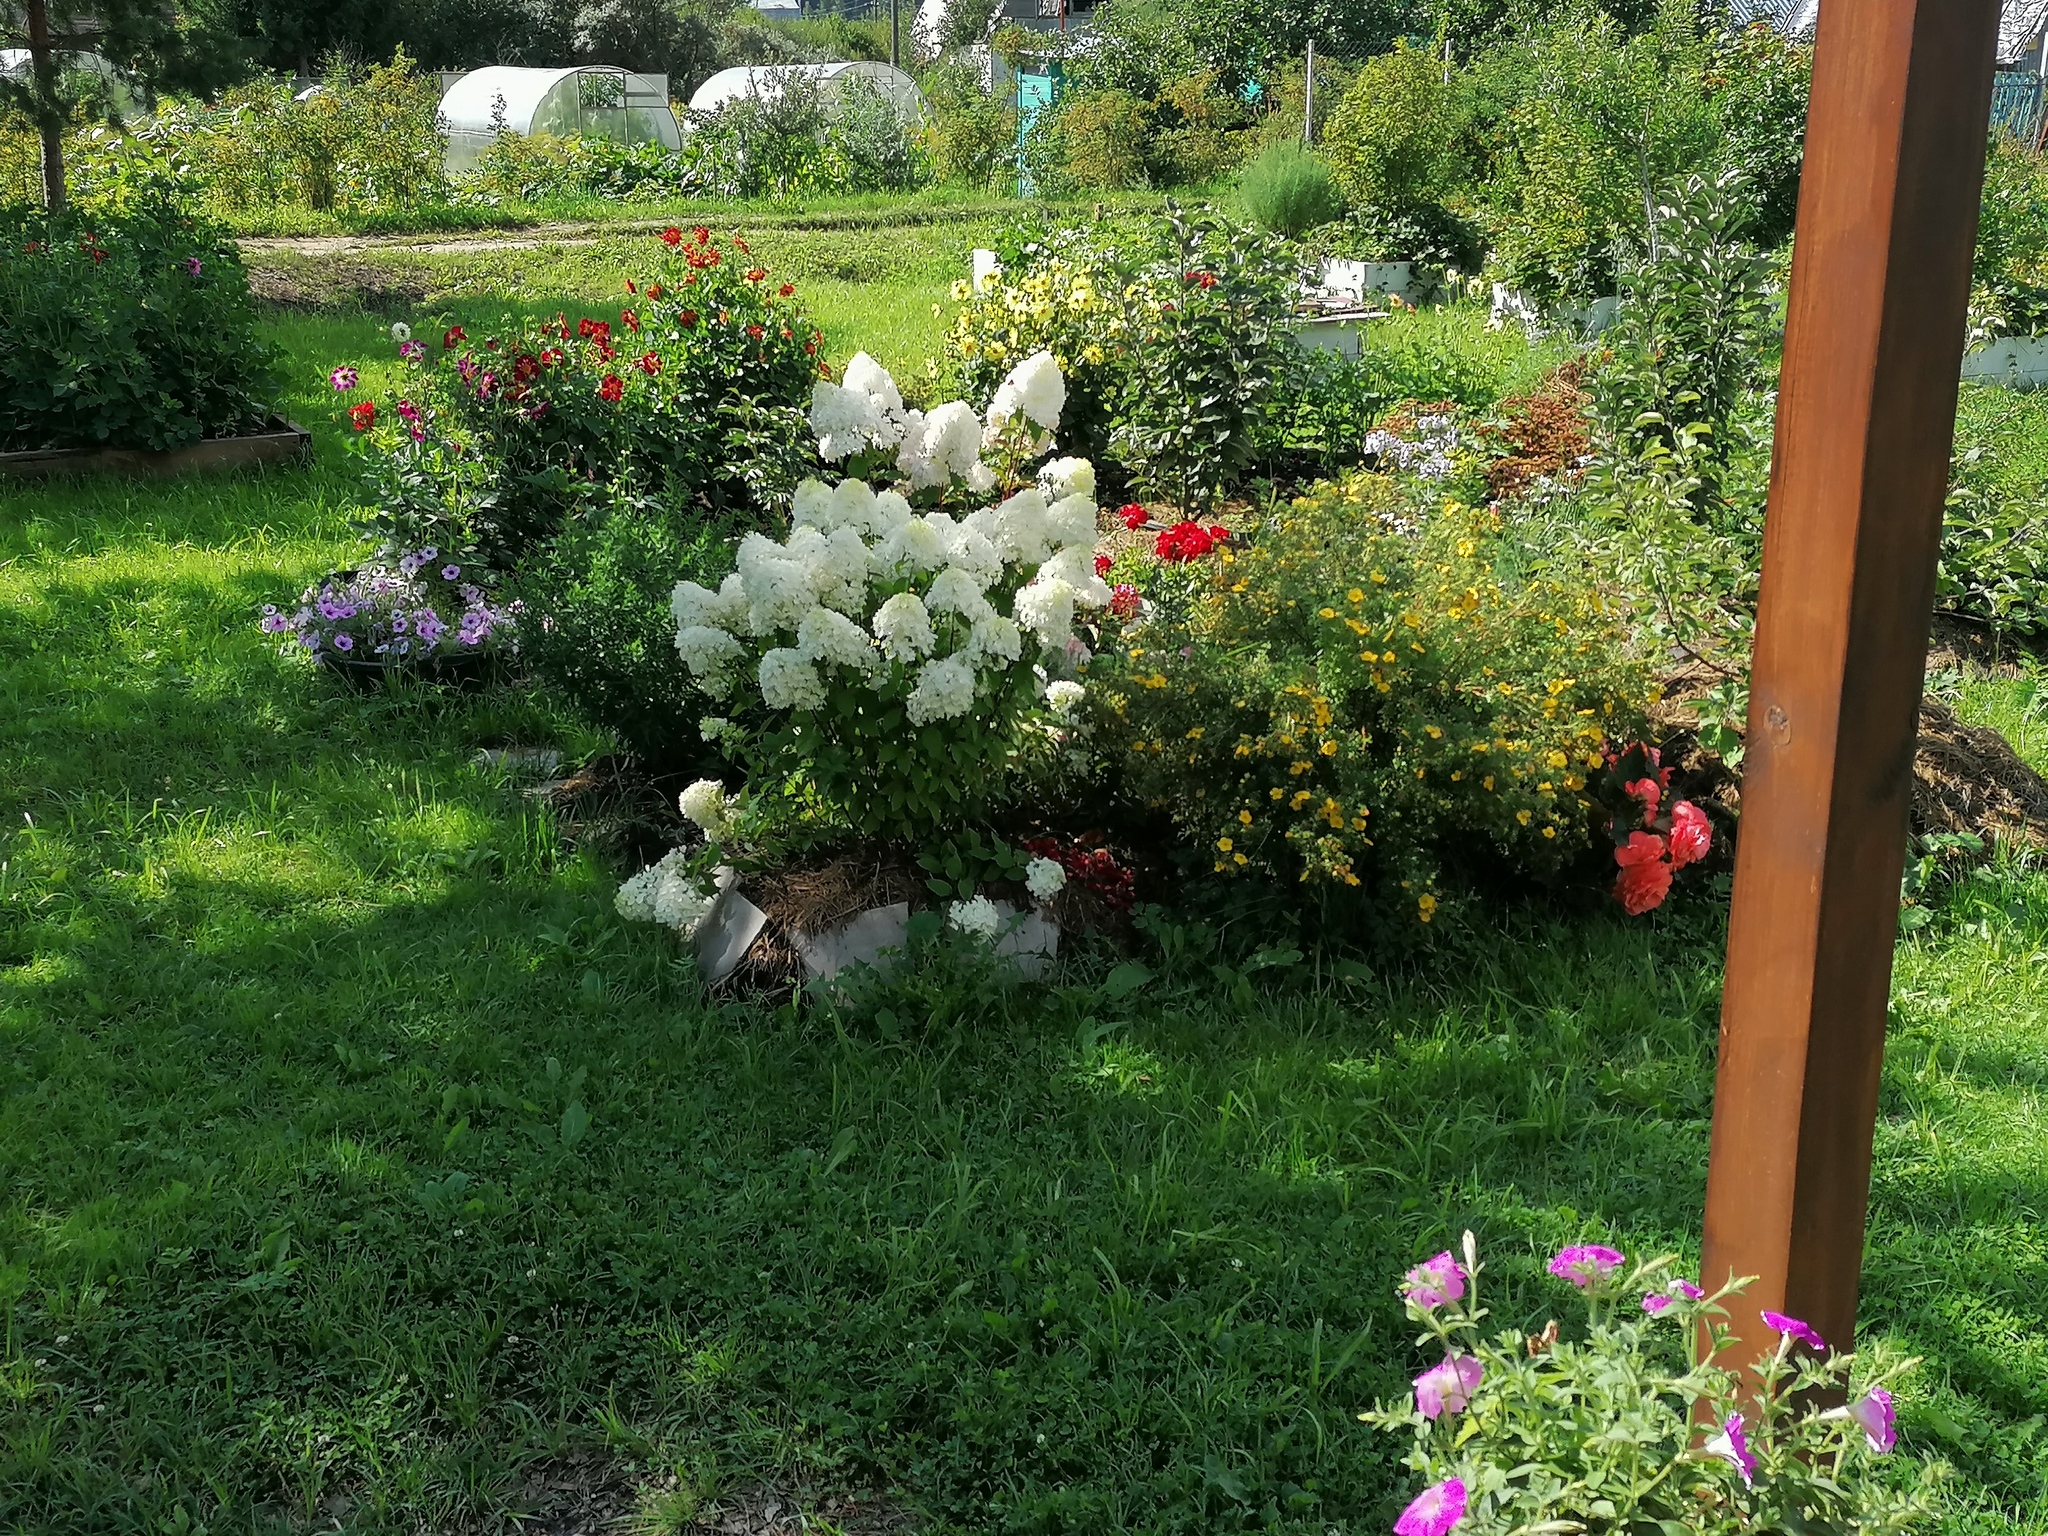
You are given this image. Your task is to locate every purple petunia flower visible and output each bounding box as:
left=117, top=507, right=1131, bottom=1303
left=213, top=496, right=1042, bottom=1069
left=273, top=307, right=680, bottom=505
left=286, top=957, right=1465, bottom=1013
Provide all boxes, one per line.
left=1641, top=1293, right=1672, bottom=1315
left=1705, top=1411, right=1755, bottom=1487
left=1672, top=1279, right=1704, bottom=1300
left=332, top=633, right=354, bottom=652
left=1394, top=1478, right=1467, bottom=1536
left=1403, top=1252, right=1465, bottom=1311
left=1549, top=1245, right=1625, bottom=1289
left=1413, top=1356, right=1482, bottom=1420
left=330, top=366, right=359, bottom=392
left=1761, top=1310, right=1827, bottom=1353
left=186, top=256, right=202, bottom=277
left=1846, top=1388, right=1896, bottom=1453
left=1644, top=1276, right=1704, bottom=1314
left=399, top=339, right=426, bottom=362
left=442, top=564, right=461, bottom=581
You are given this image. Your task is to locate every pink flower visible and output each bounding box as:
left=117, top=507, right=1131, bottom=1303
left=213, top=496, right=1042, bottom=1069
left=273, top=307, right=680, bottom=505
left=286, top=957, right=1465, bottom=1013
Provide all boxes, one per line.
left=1625, top=776, right=1661, bottom=824
left=329, top=365, right=359, bottom=392
left=1668, top=800, right=1712, bottom=868
left=1413, top=1355, right=1482, bottom=1420
left=1672, top=1278, right=1704, bottom=1299
left=1705, top=1411, right=1755, bottom=1486
left=1641, top=1293, right=1672, bottom=1315
left=1109, top=584, right=1141, bottom=620
left=1846, top=1388, right=1896, bottom=1453
left=1761, top=1310, right=1827, bottom=1354
left=1403, top=1252, right=1465, bottom=1310
left=1643, top=1276, right=1704, bottom=1314
left=185, top=256, right=202, bottom=277
left=1613, top=832, right=1673, bottom=915
left=1394, top=1478, right=1466, bottom=1536
left=1548, top=1244, right=1624, bottom=1288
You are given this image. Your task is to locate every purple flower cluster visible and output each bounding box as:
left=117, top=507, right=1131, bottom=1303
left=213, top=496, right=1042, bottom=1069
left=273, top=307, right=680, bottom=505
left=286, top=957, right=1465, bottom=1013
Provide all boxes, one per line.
left=260, top=546, right=521, bottom=666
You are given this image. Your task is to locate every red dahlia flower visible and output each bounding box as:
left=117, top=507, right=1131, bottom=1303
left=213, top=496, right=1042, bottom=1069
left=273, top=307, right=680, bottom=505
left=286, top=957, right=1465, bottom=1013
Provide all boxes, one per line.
left=1118, top=504, right=1147, bottom=530
left=597, top=374, right=624, bottom=403
left=1094, top=555, right=1113, bottom=577
left=694, top=226, right=711, bottom=245
left=661, top=227, right=683, bottom=246
left=443, top=325, right=465, bottom=349
left=638, top=352, right=660, bottom=375
left=348, top=400, right=377, bottom=431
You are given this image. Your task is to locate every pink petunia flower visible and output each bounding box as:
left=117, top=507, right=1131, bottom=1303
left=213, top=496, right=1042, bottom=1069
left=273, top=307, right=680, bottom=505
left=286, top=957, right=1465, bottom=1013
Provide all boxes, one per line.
left=1761, top=1310, right=1827, bottom=1353
left=1705, top=1411, right=1755, bottom=1486
left=1403, top=1252, right=1466, bottom=1311
left=1846, top=1388, right=1896, bottom=1453
left=1548, top=1244, right=1624, bottom=1288
left=1413, top=1356, right=1482, bottom=1420
left=1394, top=1478, right=1467, bottom=1536
left=1643, top=1277, right=1705, bottom=1315
left=329, top=365, right=359, bottom=392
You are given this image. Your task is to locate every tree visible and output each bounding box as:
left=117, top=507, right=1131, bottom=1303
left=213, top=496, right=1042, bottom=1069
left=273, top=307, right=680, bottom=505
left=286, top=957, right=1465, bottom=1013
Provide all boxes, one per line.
left=0, top=0, right=244, bottom=209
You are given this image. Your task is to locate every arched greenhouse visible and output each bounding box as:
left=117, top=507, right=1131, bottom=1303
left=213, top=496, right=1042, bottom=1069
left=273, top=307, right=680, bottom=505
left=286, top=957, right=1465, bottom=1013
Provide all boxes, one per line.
left=686, top=63, right=927, bottom=123
left=438, top=66, right=682, bottom=173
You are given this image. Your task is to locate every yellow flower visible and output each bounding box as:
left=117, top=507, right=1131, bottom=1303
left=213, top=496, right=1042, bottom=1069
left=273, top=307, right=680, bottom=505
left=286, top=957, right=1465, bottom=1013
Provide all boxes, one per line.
left=1238, top=809, right=1252, bottom=824
left=1082, top=344, right=1105, bottom=365
left=1418, top=893, right=1437, bottom=921
left=1424, top=725, right=1442, bottom=739
left=1541, top=826, right=1557, bottom=839
left=1234, top=852, right=1248, bottom=866
left=1270, top=787, right=1285, bottom=800
left=1516, top=809, right=1532, bottom=825
left=1319, top=607, right=1337, bottom=620
left=1482, top=775, right=1495, bottom=791
left=950, top=279, right=972, bottom=300
left=1320, top=740, right=1338, bottom=756
left=1347, top=588, right=1364, bottom=603
left=1186, top=727, right=1204, bottom=739
left=1217, top=837, right=1234, bottom=851
left=1370, top=571, right=1388, bottom=584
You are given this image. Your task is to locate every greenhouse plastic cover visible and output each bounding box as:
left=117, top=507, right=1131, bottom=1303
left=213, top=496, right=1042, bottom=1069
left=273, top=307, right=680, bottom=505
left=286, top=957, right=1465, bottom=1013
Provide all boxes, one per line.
left=686, top=63, right=925, bottom=121
left=439, top=65, right=680, bottom=171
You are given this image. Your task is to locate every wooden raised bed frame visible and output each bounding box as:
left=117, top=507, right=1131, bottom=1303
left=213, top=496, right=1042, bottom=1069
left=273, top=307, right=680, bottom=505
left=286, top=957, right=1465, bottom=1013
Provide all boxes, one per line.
left=0, top=418, right=312, bottom=481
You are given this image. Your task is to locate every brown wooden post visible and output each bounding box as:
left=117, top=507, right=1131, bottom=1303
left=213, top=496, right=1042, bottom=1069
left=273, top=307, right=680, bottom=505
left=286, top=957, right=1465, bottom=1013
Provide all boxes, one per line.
left=1699, top=0, right=1999, bottom=1366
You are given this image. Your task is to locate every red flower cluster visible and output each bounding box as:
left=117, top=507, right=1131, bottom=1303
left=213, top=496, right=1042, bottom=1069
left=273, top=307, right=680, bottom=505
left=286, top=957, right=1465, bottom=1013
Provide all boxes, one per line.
left=443, top=325, right=466, bottom=350
left=597, top=374, right=624, bottom=403
left=1182, top=270, right=1217, bottom=289
left=1094, top=554, right=1113, bottom=578
left=1155, top=521, right=1230, bottom=562
left=778, top=283, right=795, bottom=298
left=637, top=352, right=661, bottom=375
left=661, top=227, right=682, bottom=246
left=678, top=309, right=699, bottom=329
left=621, top=308, right=639, bottom=332
left=348, top=400, right=377, bottom=431
left=1109, top=584, right=1141, bottom=620
left=1599, top=742, right=1713, bottom=915
left=577, top=317, right=611, bottom=344
left=745, top=267, right=767, bottom=282
left=1023, top=836, right=1136, bottom=913
left=1119, top=503, right=1148, bottom=530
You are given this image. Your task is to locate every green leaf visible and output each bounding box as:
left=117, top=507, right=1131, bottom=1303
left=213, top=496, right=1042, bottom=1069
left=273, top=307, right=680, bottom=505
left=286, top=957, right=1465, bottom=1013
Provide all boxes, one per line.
left=560, top=1099, right=590, bottom=1149
left=1101, top=962, right=1153, bottom=1000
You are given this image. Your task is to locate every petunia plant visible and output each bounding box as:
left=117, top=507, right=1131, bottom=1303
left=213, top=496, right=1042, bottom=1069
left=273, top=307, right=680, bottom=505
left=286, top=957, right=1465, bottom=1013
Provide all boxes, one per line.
left=1358, top=1234, right=1937, bottom=1536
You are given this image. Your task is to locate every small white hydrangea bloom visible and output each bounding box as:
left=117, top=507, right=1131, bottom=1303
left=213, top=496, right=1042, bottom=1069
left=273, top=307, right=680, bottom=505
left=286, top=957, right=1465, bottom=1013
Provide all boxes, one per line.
left=964, top=613, right=1023, bottom=665
left=985, top=350, right=1065, bottom=443
left=922, top=400, right=985, bottom=480
left=790, top=477, right=836, bottom=530
left=1014, top=577, right=1076, bottom=648
left=1044, top=492, right=1099, bottom=550
left=679, top=779, right=734, bottom=839
left=873, top=516, right=947, bottom=578
left=947, top=895, right=1003, bottom=938
left=1038, top=545, right=1112, bottom=607
left=924, top=566, right=996, bottom=623
left=872, top=591, right=937, bottom=661
left=617, top=850, right=714, bottom=936
left=1025, top=857, right=1067, bottom=901
left=1039, top=456, right=1095, bottom=502
left=906, top=655, right=977, bottom=724
left=758, top=648, right=826, bottom=710
left=676, top=624, right=744, bottom=680
left=672, top=575, right=746, bottom=632
left=1045, top=679, right=1085, bottom=717
left=796, top=606, right=875, bottom=671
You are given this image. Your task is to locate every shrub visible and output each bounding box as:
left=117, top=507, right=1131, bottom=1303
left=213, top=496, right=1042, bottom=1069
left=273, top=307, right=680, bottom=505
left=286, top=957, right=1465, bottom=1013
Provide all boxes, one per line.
left=666, top=352, right=1105, bottom=844
left=338, top=228, right=822, bottom=570
left=1237, top=140, right=1343, bottom=238
left=1703, top=20, right=1813, bottom=248
left=1320, top=42, right=1463, bottom=224
left=1939, top=385, right=2048, bottom=634
left=1084, top=475, right=1652, bottom=923
left=1057, top=88, right=1152, bottom=190
left=682, top=72, right=930, bottom=200
left=924, top=62, right=1016, bottom=190
left=1150, top=70, right=1253, bottom=186
left=1359, top=1236, right=1934, bottom=1534
left=1970, top=137, right=2048, bottom=341
left=0, top=198, right=276, bottom=453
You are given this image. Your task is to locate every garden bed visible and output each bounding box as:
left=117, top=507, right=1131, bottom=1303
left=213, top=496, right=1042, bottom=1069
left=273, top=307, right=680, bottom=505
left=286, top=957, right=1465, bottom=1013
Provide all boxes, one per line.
left=0, top=417, right=311, bottom=481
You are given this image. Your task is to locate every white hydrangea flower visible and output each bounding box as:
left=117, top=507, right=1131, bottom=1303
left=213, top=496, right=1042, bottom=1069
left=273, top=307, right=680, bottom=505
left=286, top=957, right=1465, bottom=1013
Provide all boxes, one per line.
left=390, top=321, right=413, bottom=343
left=872, top=591, right=937, bottom=662
left=796, top=605, right=875, bottom=671
left=651, top=866, right=716, bottom=934
left=790, top=477, right=836, bottom=530
left=1015, top=577, right=1076, bottom=648
left=672, top=575, right=746, bottom=632
left=829, top=476, right=879, bottom=536
left=802, top=526, right=870, bottom=614
left=985, top=350, right=1065, bottom=444
left=937, top=521, right=1003, bottom=589
left=809, top=379, right=880, bottom=462
left=869, top=488, right=914, bottom=535
left=906, top=655, right=977, bottom=724
left=894, top=409, right=953, bottom=491
left=947, top=894, right=1003, bottom=938
left=1025, top=857, right=1067, bottom=900
left=737, top=534, right=815, bottom=635
left=924, top=566, right=996, bottom=623
left=697, top=715, right=732, bottom=742
left=679, top=779, right=735, bottom=840
left=676, top=624, right=744, bottom=679
left=922, top=400, right=985, bottom=480
left=615, top=863, right=662, bottom=922
left=873, top=516, right=947, bottom=578
left=989, top=488, right=1054, bottom=565
left=966, top=462, right=998, bottom=495
left=964, top=613, right=1023, bottom=665
left=1039, top=457, right=1095, bottom=501
left=1045, top=492, right=1099, bottom=550
left=1045, top=679, right=1085, bottom=717
left=1038, top=545, right=1113, bottom=607
left=843, top=352, right=904, bottom=421
left=758, top=647, right=826, bottom=710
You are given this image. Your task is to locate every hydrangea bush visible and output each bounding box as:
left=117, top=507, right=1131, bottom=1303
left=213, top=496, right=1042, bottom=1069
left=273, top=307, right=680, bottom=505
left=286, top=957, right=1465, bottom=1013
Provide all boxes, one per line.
left=670, top=350, right=1109, bottom=843
left=1360, top=1234, right=1934, bottom=1536
left=1086, top=472, right=1654, bottom=922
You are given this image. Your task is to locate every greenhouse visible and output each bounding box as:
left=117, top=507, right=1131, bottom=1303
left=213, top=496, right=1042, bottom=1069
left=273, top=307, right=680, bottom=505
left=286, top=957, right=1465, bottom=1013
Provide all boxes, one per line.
left=437, top=66, right=681, bottom=173
left=685, top=62, right=926, bottom=122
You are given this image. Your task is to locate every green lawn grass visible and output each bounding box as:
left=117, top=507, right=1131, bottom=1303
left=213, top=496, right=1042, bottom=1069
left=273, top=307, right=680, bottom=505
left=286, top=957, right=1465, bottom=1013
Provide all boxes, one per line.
left=0, top=318, right=2044, bottom=1534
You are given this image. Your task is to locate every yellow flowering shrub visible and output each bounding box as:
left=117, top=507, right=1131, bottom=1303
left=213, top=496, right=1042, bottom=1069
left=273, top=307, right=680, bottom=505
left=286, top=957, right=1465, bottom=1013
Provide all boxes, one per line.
left=1085, top=473, right=1656, bottom=920
left=945, top=258, right=1128, bottom=460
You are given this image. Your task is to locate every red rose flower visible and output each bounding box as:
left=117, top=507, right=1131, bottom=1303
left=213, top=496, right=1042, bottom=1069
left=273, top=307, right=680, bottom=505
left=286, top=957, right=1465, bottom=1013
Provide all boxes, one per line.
left=597, top=373, right=624, bottom=402
left=678, top=309, right=698, bottom=329
left=637, top=351, right=661, bottom=375
left=1119, top=503, right=1147, bottom=530
left=1668, top=801, right=1712, bottom=868
left=661, top=227, right=683, bottom=246
left=1094, top=555, right=1113, bottom=577
left=1613, top=832, right=1674, bottom=915
left=443, top=325, right=465, bottom=349
left=349, top=400, right=377, bottom=431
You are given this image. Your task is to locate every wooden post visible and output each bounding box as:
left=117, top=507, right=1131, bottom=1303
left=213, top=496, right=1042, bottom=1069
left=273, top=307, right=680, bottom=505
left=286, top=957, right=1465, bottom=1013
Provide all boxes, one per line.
left=1699, top=0, right=1998, bottom=1365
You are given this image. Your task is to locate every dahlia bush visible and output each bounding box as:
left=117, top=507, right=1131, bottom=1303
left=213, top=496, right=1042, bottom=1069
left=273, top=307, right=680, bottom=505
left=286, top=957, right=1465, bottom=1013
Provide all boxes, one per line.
left=1358, top=1234, right=1935, bottom=1536
left=1087, top=471, right=1654, bottom=922
left=669, top=349, right=1109, bottom=841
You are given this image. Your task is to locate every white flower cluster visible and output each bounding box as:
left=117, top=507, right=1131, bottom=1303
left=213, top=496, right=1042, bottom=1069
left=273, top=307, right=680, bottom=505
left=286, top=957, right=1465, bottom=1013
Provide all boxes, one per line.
left=948, top=895, right=1004, bottom=938
left=1025, top=856, right=1067, bottom=901
left=615, top=849, right=716, bottom=936
left=679, top=778, right=736, bottom=842
left=673, top=353, right=1101, bottom=729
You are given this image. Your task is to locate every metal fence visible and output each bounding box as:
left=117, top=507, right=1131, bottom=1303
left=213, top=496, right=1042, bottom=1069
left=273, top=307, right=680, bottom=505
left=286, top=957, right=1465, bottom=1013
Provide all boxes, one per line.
left=1991, top=69, right=2045, bottom=147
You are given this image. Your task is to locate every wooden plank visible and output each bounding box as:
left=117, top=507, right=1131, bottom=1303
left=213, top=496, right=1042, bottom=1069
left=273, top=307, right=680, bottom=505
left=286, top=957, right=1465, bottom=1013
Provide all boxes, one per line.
left=0, top=420, right=313, bottom=481
left=1699, top=0, right=2000, bottom=1365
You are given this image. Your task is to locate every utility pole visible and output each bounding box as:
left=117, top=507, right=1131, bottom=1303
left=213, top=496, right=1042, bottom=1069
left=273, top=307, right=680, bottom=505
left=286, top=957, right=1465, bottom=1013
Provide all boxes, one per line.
left=1303, top=39, right=1314, bottom=145
left=891, top=0, right=900, bottom=68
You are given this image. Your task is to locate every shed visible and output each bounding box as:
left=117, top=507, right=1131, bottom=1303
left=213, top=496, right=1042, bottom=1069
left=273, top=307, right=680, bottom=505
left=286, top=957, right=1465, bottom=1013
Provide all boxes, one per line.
left=686, top=62, right=926, bottom=123
left=437, top=65, right=681, bottom=173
